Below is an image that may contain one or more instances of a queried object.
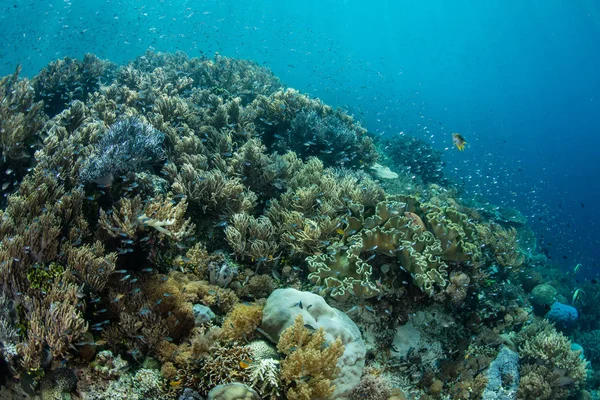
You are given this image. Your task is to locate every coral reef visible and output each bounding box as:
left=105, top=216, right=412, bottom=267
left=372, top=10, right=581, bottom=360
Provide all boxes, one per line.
left=0, top=51, right=565, bottom=400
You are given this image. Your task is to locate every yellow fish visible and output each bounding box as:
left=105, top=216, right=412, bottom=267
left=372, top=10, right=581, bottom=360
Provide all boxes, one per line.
left=452, top=133, right=467, bottom=151
left=574, top=263, right=582, bottom=274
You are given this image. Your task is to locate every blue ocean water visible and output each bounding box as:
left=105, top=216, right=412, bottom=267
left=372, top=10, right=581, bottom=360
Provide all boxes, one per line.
left=1, top=0, right=598, bottom=273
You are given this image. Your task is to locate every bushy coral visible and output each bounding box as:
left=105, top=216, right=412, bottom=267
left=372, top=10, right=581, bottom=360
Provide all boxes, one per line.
left=79, top=116, right=165, bottom=184
left=249, top=88, right=378, bottom=169
left=516, top=319, right=587, bottom=398
left=277, top=314, right=345, bottom=400
left=0, top=66, right=46, bottom=181
left=221, top=302, right=264, bottom=342
left=477, top=222, right=525, bottom=271
left=32, top=53, right=114, bottom=117
left=198, top=345, right=254, bottom=395
left=247, top=358, right=281, bottom=399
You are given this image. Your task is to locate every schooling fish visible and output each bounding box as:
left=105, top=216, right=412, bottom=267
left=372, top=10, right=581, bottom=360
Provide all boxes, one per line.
left=452, top=133, right=467, bottom=151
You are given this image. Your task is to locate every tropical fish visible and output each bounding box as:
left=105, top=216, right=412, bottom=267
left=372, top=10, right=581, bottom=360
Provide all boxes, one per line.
left=574, top=263, right=582, bottom=274
left=572, top=288, right=586, bottom=305
left=452, top=133, right=467, bottom=151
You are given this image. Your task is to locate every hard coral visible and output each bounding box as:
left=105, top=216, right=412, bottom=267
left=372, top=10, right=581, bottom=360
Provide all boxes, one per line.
left=249, top=88, right=378, bottom=169
left=199, top=345, right=254, bottom=395
left=348, top=373, right=391, bottom=400
left=33, top=53, right=114, bottom=117
left=225, top=213, right=279, bottom=268
left=99, top=194, right=194, bottom=244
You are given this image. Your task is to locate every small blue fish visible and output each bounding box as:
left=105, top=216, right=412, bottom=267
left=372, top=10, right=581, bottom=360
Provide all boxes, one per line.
left=291, top=301, right=303, bottom=309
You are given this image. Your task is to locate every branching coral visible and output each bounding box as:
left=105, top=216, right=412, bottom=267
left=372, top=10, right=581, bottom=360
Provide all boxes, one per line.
left=516, top=319, right=587, bottom=398
left=170, top=164, right=257, bottom=215
left=79, top=116, right=166, bottom=184
left=99, top=194, right=194, bottom=244
left=198, top=345, right=254, bottom=395
left=477, top=223, right=524, bottom=271
left=33, top=53, right=115, bottom=117
left=248, top=358, right=281, bottom=399
left=248, top=88, right=378, bottom=169
left=221, top=302, right=264, bottom=342
left=0, top=65, right=46, bottom=172
left=265, top=158, right=385, bottom=260
left=64, top=241, right=117, bottom=292
left=277, top=314, right=345, bottom=400
left=18, top=278, right=88, bottom=371
left=225, top=213, right=279, bottom=267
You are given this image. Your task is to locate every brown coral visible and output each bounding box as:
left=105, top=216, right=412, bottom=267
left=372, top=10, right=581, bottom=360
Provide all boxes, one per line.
left=198, top=345, right=254, bottom=395
left=516, top=319, right=587, bottom=397
left=221, top=302, right=264, bottom=342
left=0, top=65, right=46, bottom=168
left=277, top=315, right=345, bottom=400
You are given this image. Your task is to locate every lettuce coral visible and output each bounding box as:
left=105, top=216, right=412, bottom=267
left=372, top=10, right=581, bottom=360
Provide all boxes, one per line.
left=307, top=196, right=480, bottom=299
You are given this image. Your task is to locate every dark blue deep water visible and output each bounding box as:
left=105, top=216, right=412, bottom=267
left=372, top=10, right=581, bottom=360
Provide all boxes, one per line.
left=1, top=0, right=598, bottom=272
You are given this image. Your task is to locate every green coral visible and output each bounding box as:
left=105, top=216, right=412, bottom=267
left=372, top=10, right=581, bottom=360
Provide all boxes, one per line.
left=26, top=263, right=65, bottom=291
left=575, top=330, right=600, bottom=367
left=530, top=284, right=557, bottom=309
